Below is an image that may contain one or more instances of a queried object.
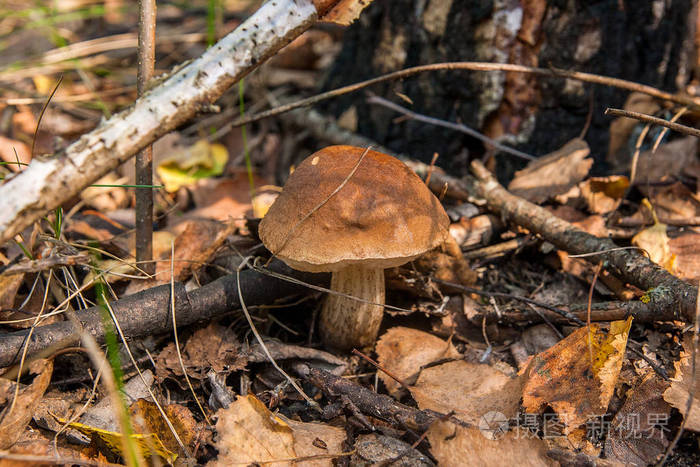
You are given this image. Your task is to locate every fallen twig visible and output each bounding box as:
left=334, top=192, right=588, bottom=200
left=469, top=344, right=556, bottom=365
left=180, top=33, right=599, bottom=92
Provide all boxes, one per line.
left=470, top=160, right=697, bottom=323
left=605, top=108, right=700, bottom=138
left=0, top=261, right=328, bottom=368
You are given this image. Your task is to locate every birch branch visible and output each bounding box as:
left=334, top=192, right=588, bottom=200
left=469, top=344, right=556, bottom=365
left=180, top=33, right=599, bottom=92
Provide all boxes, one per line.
left=0, top=0, right=355, bottom=247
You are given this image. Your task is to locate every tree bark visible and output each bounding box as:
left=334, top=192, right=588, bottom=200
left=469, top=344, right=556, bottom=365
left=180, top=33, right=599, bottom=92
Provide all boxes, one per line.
left=324, top=0, right=696, bottom=174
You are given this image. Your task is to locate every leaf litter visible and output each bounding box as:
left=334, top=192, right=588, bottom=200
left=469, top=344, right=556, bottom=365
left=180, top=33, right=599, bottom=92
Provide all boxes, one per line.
left=0, top=0, right=699, bottom=465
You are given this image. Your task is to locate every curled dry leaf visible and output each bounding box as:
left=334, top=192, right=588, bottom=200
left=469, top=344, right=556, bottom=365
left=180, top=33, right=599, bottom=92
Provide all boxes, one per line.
left=211, top=395, right=345, bottom=466
left=556, top=176, right=629, bottom=214
left=129, top=399, right=199, bottom=457
left=352, top=433, right=433, bottom=466
left=156, top=323, right=246, bottom=383
left=508, top=138, right=592, bottom=204
left=605, top=371, right=671, bottom=465
left=669, top=229, right=700, bottom=282
left=0, top=358, right=53, bottom=449
left=410, top=360, right=523, bottom=425
left=663, top=336, right=700, bottom=432
left=427, top=422, right=556, bottom=467
left=522, top=317, right=633, bottom=434
left=375, top=327, right=461, bottom=397
left=631, top=221, right=676, bottom=274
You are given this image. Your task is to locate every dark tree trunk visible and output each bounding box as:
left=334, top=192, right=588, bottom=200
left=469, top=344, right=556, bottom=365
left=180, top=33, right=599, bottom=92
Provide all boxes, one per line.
left=323, top=0, right=696, bottom=177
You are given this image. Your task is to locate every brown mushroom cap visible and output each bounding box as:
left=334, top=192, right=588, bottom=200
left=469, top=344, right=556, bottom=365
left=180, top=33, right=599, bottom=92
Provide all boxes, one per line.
left=259, top=145, right=449, bottom=272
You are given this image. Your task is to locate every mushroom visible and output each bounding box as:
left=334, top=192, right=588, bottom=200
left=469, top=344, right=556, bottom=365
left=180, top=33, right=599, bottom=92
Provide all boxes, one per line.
left=259, top=145, right=449, bottom=350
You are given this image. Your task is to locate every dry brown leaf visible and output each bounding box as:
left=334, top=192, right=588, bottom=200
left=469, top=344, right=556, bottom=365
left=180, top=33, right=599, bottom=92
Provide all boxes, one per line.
left=126, top=218, right=236, bottom=294
left=211, top=395, right=345, bottom=466
left=669, top=229, right=700, bottom=281
left=318, top=0, right=375, bottom=25
left=631, top=222, right=676, bottom=274
left=0, top=136, right=31, bottom=172
left=376, top=327, right=461, bottom=397
left=129, top=399, right=199, bottom=456
left=188, top=173, right=267, bottom=224
left=284, top=418, right=346, bottom=466
left=156, top=323, right=246, bottom=383
left=410, top=360, right=523, bottom=425
left=427, top=421, right=556, bottom=467
left=557, top=176, right=629, bottom=214
left=0, top=359, right=53, bottom=449
left=663, top=337, right=700, bottom=432
left=634, top=136, right=699, bottom=184
left=0, top=274, right=23, bottom=311
left=522, top=318, right=632, bottom=433
left=352, top=433, right=432, bottom=465
left=80, top=173, right=129, bottom=212
left=605, top=371, right=671, bottom=465
left=508, top=138, right=592, bottom=203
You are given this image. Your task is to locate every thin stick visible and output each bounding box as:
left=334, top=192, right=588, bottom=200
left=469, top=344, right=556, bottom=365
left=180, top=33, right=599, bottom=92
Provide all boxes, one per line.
left=605, top=108, right=700, bottom=138
left=352, top=348, right=411, bottom=389
left=135, top=0, right=157, bottom=277
left=587, top=262, right=603, bottom=366
left=169, top=240, right=212, bottom=426
left=366, top=94, right=536, bottom=161
left=31, top=76, right=62, bottom=158
left=230, top=62, right=700, bottom=129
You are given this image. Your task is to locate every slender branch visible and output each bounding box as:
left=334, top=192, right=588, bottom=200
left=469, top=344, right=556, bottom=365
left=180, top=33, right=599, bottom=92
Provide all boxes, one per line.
left=366, top=93, right=536, bottom=161
left=230, top=62, right=700, bottom=128
left=605, top=108, right=700, bottom=138
left=470, top=160, right=697, bottom=323
left=135, top=0, right=157, bottom=276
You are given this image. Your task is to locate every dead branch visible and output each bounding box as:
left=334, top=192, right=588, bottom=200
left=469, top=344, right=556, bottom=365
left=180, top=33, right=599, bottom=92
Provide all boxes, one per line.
left=0, top=0, right=349, bottom=247
left=296, top=364, right=447, bottom=431
left=470, top=160, right=697, bottom=323
left=0, top=261, right=328, bottom=368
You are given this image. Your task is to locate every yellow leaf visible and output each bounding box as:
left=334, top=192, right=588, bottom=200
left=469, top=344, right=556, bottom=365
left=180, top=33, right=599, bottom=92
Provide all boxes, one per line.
left=53, top=416, right=178, bottom=463
left=156, top=139, right=229, bottom=192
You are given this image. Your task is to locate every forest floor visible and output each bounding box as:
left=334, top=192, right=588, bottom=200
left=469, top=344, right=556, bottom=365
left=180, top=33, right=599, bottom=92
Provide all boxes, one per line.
left=0, top=1, right=698, bottom=466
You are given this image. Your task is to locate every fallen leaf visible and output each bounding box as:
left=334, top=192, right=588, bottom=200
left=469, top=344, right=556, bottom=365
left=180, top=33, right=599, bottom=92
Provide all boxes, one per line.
left=126, top=218, right=236, bottom=293
left=129, top=399, right=199, bottom=456
left=607, top=92, right=660, bottom=163
left=156, top=139, right=228, bottom=193
left=663, top=336, right=700, bottom=431
left=156, top=323, right=246, bottom=383
left=634, top=136, right=699, bottom=184
left=605, top=371, right=671, bottom=465
left=352, top=433, right=432, bottom=465
left=211, top=395, right=345, bottom=466
left=57, top=416, right=177, bottom=464
left=522, top=317, right=633, bottom=433
left=0, top=136, right=31, bottom=172
left=80, top=173, right=129, bottom=212
left=0, top=273, right=23, bottom=311
left=410, top=360, right=523, bottom=425
left=427, top=422, right=555, bottom=467
left=557, top=176, right=629, bottom=214
left=669, top=229, right=700, bottom=281
left=319, top=0, right=375, bottom=25
left=376, top=327, right=461, bottom=397
left=632, top=221, right=676, bottom=274
left=508, top=138, right=592, bottom=203
left=0, top=359, right=53, bottom=449
left=188, top=173, right=267, bottom=223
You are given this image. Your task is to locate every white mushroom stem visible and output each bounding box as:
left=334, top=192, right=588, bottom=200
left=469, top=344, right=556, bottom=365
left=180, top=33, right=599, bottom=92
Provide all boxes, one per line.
left=319, top=264, right=385, bottom=350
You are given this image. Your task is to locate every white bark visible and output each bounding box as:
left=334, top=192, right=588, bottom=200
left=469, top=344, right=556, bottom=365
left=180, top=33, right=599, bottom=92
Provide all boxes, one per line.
left=0, top=0, right=319, bottom=245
